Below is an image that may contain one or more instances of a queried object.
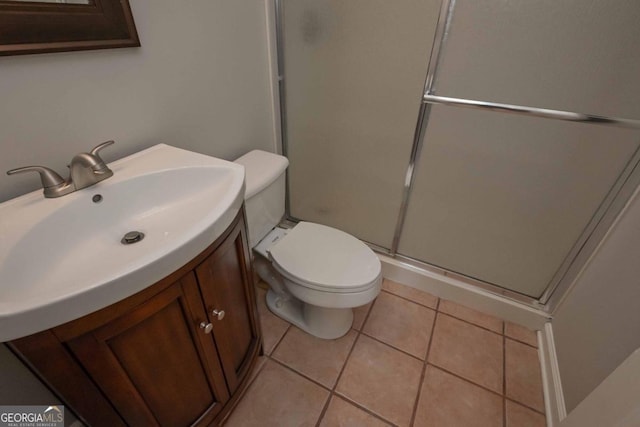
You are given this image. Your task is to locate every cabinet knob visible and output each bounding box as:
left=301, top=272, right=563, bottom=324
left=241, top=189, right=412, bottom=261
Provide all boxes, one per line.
left=199, top=321, right=213, bottom=334
left=211, top=309, right=225, bottom=320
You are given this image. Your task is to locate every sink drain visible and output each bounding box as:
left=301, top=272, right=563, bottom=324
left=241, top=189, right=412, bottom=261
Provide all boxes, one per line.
left=121, top=231, right=145, bottom=245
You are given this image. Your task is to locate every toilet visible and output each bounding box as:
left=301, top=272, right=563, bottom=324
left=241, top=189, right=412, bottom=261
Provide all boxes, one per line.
left=235, top=150, right=382, bottom=339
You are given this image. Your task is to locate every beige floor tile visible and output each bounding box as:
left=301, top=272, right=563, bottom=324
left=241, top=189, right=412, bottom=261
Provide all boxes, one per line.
left=382, top=279, right=438, bottom=309
left=272, top=327, right=357, bottom=388
left=225, top=360, right=329, bottom=427
left=505, top=339, right=544, bottom=412
left=439, top=300, right=503, bottom=333
left=363, top=292, right=436, bottom=359
left=319, top=396, right=391, bottom=427
left=336, top=335, right=423, bottom=427
left=414, top=365, right=503, bottom=427
left=352, top=301, right=373, bottom=331
left=428, top=313, right=503, bottom=393
left=505, top=322, right=538, bottom=347
left=255, top=287, right=289, bottom=355
left=506, top=400, right=546, bottom=427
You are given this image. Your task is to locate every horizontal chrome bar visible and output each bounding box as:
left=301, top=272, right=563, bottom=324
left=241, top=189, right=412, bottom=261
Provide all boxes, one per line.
left=424, top=94, right=640, bottom=129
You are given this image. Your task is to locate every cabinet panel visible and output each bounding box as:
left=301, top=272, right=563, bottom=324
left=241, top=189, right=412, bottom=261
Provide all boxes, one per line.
left=196, top=217, right=259, bottom=393
left=67, top=274, right=229, bottom=426
left=10, top=329, right=127, bottom=427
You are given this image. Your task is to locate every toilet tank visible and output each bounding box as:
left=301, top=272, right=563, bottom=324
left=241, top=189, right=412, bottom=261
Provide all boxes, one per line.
left=234, top=150, right=289, bottom=248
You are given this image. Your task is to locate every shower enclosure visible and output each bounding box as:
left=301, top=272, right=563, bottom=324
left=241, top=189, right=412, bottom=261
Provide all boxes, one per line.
left=275, top=0, right=640, bottom=308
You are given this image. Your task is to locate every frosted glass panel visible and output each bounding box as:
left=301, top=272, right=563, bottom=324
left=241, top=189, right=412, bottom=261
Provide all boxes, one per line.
left=283, top=0, right=441, bottom=248
left=435, top=0, right=640, bottom=119
left=399, top=106, right=640, bottom=298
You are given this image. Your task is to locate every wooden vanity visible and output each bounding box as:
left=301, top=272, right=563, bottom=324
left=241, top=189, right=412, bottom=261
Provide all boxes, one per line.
left=9, top=209, right=261, bottom=426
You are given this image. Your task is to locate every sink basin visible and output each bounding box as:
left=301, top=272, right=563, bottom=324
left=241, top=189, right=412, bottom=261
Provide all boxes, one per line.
left=0, top=144, right=245, bottom=341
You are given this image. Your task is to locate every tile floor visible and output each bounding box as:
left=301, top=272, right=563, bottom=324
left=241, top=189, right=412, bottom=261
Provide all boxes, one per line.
left=224, top=279, right=546, bottom=427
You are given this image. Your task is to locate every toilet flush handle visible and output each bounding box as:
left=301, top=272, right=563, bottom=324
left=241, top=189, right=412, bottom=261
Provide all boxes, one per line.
left=211, top=309, right=225, bottom=321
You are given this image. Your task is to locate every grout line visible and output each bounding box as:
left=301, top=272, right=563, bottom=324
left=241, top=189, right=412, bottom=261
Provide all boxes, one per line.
left=504, top=334, right=539, bottom=349
left=380, top=288, right=439, bottom=310
left=269, top=357, right=332, bottom=391
left=504, top=397, right=546, bottom=416
left=409, top=303, right=439, bottom=426
left=244, top=355, right=269, bottom=391
left=334, top=392, right=399, bottom=427
left=353, top=300, right=375, bottom=332
left=427, top=362, right=505, bottom=399
left=332, top=332, right=364, bottom=391
left=505, top=336, right=540, bottom=351
left=380, top=289, right=439, bottom=314
left=313, top=333, right=360, bottom=427
left=267, top=323, right=291, bottom=356
left=314, top=394, right=332, bottom=427
left=436, top=311, right=504, bottom=337
left=359, top=331, right=426, bottom=363
left=503, top=329, right=507, bottom=427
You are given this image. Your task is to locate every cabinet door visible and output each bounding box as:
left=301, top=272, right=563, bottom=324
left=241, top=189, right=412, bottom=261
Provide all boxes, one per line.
left=66, top=273, right=230, bottom=427
left=196, top=216, right=260, bottom=393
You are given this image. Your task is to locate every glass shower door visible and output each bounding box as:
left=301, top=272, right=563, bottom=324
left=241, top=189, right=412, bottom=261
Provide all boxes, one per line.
left=398, top=107, right=640, bottom=298
left=280, top=0, right=640, bottom=301
left=397, top=0, right=640, bottom=299
left=281, top=0, right=442, bottom=248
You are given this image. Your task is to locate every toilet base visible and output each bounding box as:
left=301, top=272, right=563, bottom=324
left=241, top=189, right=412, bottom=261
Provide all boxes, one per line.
left=266, top=289, right=353, bottom=339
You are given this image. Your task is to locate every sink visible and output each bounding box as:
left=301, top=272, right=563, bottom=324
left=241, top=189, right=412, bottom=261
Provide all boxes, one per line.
left=0, top=144, right=245, bottom=341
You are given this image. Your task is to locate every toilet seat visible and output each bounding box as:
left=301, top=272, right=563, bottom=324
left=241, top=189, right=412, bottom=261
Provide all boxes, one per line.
left=269, top=222, right=381, bottom=294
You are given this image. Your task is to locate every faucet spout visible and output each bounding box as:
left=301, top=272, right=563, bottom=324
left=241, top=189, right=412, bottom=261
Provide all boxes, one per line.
left=70, top=157, right=113, bottom=189
left=69, top=141, right=115, bottom=190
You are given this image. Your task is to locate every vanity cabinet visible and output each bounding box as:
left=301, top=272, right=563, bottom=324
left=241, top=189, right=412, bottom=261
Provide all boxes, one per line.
left=9, top=209, right=261, bottom=427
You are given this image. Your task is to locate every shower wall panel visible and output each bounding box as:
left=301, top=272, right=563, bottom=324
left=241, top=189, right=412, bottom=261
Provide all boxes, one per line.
left=283, top=0, right=441, bottom=248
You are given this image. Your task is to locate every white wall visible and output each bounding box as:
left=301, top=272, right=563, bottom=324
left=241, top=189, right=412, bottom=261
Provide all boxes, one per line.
left=0, top=0, right=276, bottom=203
left=553, top=185, right=640, bottom=413
left=0, top=0, right=275, bottom=412
left=560, top=349, right=640, bottom=427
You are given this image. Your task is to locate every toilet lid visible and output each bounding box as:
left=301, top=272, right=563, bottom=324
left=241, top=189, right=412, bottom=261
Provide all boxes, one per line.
left=269, top=222, right=381, bottom=293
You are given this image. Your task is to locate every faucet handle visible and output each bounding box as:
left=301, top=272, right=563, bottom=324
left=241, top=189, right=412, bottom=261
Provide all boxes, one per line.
left=90, top=140, right=115, bottom=161
left=6, top=166, right=65, bottom=188
left=6, top=165, right=72, bottom=198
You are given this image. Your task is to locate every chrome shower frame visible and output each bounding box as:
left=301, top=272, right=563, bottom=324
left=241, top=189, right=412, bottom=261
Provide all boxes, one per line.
left=272, top=0, right=640, bottom=312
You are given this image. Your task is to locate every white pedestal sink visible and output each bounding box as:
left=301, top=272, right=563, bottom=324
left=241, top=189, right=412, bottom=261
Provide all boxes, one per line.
left=0, top=144, right=245, bottom=341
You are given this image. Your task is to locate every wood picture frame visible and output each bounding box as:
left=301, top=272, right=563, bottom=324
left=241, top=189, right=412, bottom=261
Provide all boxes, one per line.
left=0, top=0, right=139, bottom=56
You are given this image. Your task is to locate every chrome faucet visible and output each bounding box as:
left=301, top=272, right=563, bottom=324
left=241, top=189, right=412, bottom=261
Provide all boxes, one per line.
left=7, top=140, right=115, bottom=198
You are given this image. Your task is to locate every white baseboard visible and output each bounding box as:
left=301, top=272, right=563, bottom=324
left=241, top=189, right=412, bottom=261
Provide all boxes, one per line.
left=378, top=254, right=550, bottom=330
left=538, top=323, right=567, bottom=427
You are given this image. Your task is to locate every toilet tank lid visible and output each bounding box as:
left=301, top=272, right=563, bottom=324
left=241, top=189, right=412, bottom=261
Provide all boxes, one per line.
left=234, top=150, right=289, bottom=199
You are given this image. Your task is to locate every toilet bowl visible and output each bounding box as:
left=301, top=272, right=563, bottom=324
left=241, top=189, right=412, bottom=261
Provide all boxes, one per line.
left=253, top=222, right=381, bottom=339
left=235, top=150, right=382, bottom=339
